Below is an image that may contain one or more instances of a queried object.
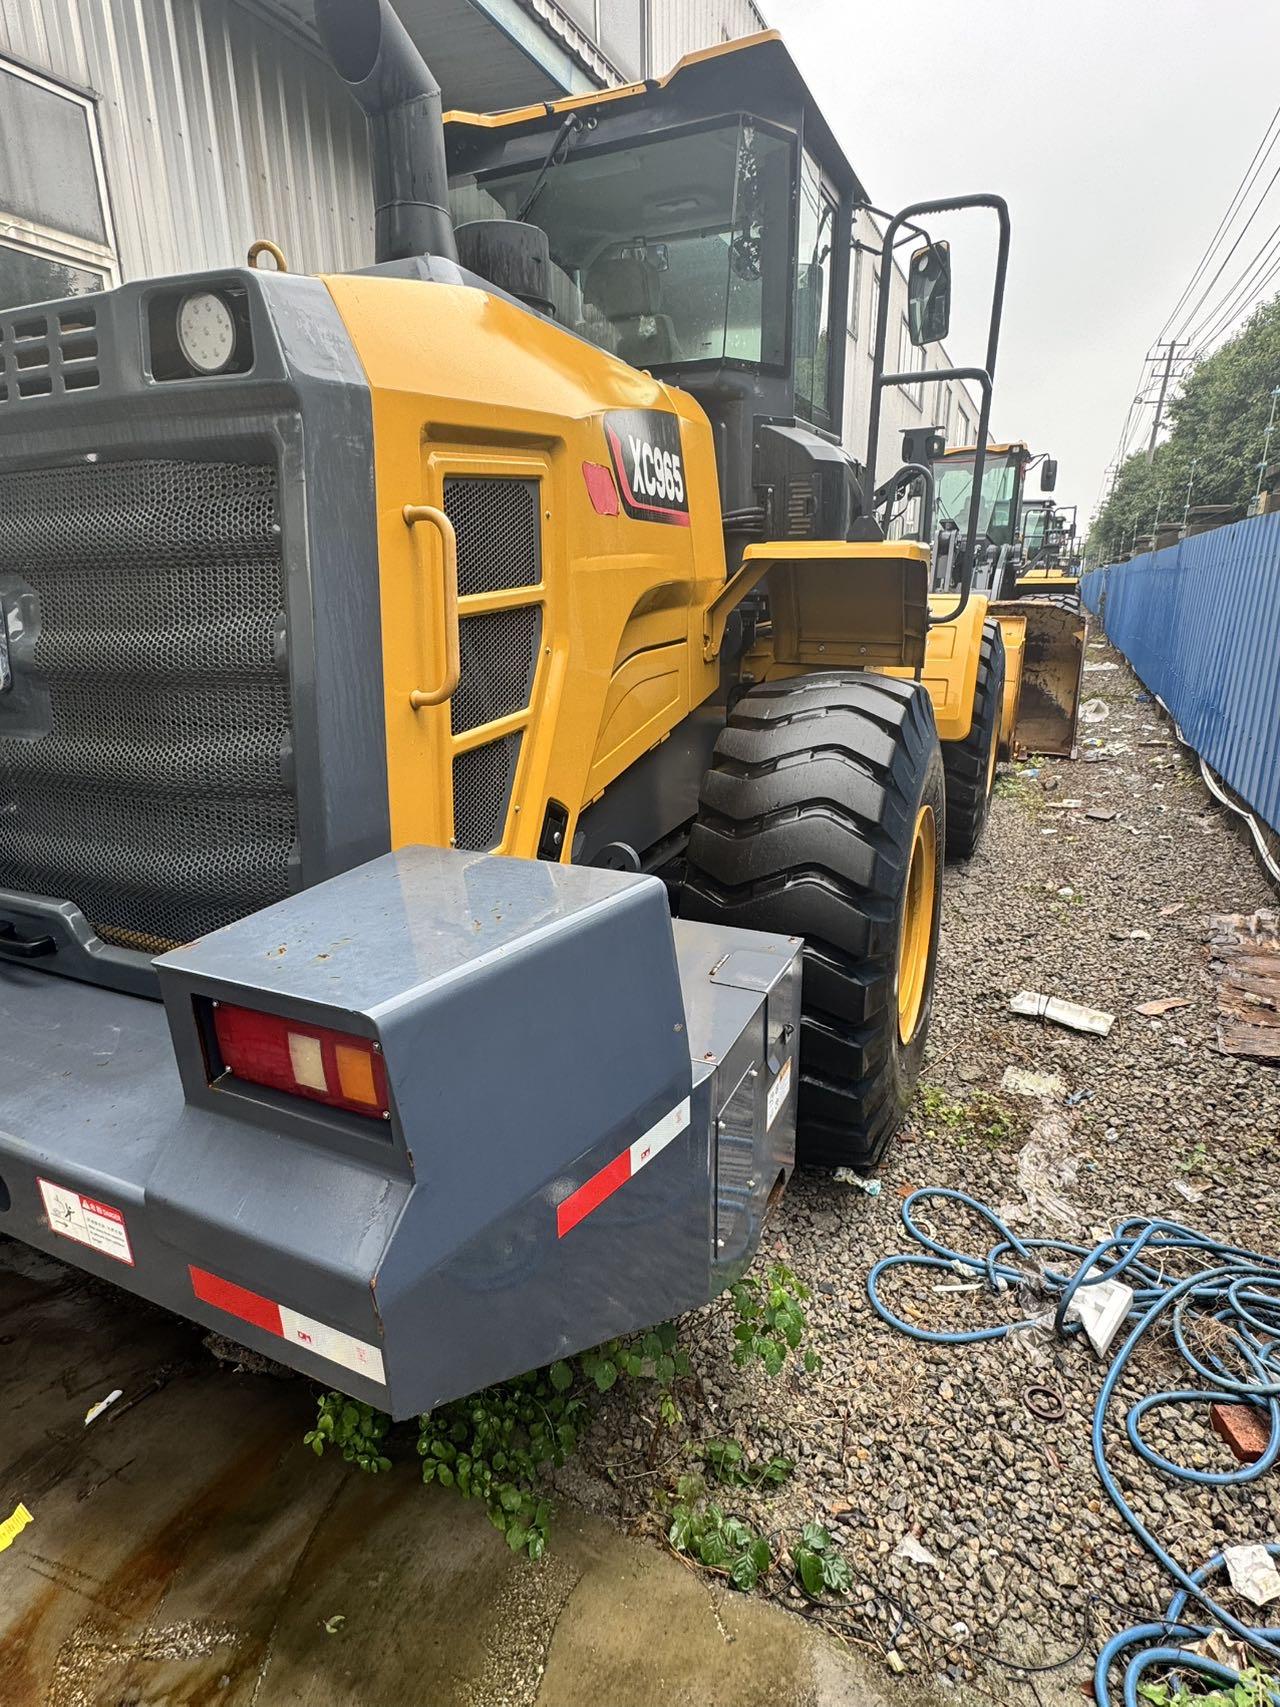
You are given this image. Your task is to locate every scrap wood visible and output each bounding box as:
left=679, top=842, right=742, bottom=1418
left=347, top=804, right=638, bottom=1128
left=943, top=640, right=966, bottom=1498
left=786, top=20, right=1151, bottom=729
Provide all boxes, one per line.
left=1208, top=912, right=1280, bottom=1061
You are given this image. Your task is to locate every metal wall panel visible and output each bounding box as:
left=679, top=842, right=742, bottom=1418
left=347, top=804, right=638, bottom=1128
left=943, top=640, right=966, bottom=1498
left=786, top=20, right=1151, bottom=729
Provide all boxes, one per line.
left=1081, top=515, right=1280, bottom=834
left=0, top=0, right=373, bottom=281
left=646, top=0, right=766, bottom=76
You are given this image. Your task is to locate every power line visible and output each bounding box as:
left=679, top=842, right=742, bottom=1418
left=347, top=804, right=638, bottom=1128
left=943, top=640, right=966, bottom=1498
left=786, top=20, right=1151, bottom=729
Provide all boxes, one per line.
left=1171, top=152, right=1280, bottom=340
left=1184, top=225, right=1280, bottom=352
left=1157, top=99, right=1280, bottom=338
left=1099, top=99, right=1280, bottom=512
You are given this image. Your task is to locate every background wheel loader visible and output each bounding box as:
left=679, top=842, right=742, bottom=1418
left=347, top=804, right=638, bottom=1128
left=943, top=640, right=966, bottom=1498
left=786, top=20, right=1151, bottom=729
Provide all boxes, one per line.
left=0, top=6, right=1008, bottom=1414
left=932, top=440, right=1087, bottom=764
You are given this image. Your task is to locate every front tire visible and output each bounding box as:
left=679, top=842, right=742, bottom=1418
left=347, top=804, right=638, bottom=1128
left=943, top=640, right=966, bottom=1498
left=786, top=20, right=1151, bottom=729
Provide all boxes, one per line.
left=941, top=619, right=1005, bottom=860
left=681, top=672, right=945, bottom=1171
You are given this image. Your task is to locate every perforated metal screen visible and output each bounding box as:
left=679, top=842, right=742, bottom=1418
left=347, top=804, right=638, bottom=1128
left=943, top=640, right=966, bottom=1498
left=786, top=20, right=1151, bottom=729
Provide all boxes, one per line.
left=0, top=456, right=295, bottom=951
left=443, top=475, right=541, bottom=597
left=443, top=475, right=543, bottom=853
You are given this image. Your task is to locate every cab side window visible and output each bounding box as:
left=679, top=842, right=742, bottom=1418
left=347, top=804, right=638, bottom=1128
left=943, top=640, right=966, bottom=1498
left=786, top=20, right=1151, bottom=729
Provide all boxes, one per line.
left=795, top=151, right=836, bottom=428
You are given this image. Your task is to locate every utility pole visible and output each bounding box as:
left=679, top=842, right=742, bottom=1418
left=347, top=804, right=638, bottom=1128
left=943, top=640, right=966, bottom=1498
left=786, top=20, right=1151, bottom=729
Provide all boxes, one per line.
left=1146, top=341, right=1185, bottom=463
left=1252, top=385, right=1280, bottom=510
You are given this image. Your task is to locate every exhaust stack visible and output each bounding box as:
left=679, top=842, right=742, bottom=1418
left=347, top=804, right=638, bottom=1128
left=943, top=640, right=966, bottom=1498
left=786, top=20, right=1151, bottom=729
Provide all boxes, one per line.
left=315, top=0, right=458, bottom=263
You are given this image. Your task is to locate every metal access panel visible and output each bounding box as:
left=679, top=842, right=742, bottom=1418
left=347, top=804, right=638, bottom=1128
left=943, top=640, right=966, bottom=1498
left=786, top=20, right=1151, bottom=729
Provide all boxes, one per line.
left=0, top=846, right=800, bottom=1418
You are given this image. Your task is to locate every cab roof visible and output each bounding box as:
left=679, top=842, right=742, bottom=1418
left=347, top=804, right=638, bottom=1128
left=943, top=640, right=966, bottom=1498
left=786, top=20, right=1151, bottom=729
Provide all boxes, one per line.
left=942, top=443, right=1030, bottom=459
left=443, top=32, right=866, bottom=201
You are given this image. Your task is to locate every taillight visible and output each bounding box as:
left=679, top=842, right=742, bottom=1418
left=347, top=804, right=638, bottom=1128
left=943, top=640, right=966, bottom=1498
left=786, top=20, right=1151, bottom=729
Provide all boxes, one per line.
left=210, top=1002, right=390, bottom=1121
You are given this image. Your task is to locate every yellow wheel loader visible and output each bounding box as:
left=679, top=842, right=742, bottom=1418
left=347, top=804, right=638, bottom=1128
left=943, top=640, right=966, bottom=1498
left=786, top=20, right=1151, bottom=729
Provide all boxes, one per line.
left=0, top=9, right=1010, bottom=1414
left=933, top=442, right=1086, bottom=763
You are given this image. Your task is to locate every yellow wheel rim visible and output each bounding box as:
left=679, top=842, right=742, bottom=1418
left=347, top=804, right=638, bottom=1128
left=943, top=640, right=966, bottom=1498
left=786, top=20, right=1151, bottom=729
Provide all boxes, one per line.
left=897, top=805, right=938, bottom=1044
left=986, top=722, right=1000, bottom=796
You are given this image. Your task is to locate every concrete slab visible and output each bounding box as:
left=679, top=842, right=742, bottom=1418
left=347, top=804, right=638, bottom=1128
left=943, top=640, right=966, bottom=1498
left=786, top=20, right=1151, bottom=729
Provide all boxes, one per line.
left=0, top=1242, right=900, bottom=1707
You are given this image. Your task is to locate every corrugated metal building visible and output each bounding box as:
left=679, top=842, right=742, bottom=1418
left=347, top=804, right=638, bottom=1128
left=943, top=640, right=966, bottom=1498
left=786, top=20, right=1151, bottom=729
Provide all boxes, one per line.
left=0, top=0, right=974, bottom=473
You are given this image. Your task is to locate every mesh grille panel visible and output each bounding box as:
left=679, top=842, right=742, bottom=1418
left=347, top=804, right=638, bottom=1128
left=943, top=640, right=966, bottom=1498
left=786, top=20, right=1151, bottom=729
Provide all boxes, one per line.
left=444, top=476, right=541, bottom=597
left=0, top=457, right=294, bottom=952
left=451, top=606, right=541, bottom=737
left=453, top=735, right=522, bottom=852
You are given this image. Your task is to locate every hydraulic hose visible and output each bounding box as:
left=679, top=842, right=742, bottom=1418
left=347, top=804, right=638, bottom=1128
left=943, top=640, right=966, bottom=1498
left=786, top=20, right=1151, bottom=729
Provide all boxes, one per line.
left=868, top=1189, right=1280, bottom=1704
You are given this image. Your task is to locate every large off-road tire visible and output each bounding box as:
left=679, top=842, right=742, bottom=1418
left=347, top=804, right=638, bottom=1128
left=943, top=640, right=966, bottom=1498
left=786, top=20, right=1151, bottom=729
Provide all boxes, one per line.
left=941, top=619, right=1005, bottom=860
left=681, top=672, right=945, bottom=1171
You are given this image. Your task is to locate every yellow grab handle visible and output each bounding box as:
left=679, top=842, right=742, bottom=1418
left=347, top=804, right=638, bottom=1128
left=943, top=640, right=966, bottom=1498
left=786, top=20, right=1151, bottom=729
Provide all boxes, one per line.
left=402, top=504, right=460, bottom=710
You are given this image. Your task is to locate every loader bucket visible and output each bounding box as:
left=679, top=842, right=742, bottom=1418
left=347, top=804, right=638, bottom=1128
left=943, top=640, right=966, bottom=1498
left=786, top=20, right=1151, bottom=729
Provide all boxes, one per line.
left=990, top=599, right=1085, bottom=757
left=992, top=613, right=1026, bottom=760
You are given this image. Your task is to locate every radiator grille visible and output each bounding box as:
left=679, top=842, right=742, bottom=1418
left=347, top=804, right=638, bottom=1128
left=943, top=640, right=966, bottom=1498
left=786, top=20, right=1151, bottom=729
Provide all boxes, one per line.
left=0, top=456, right=294, bottom=952
left=453, top=734, right=522, bottom=852
left=444, top=475, right=541, bottom=597
left=451, top=607, right=542, bottom=737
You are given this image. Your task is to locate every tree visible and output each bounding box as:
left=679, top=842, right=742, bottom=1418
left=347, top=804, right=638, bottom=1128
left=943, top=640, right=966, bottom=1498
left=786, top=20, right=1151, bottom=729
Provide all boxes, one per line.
left=1088, top=293, right=1280, bottom=561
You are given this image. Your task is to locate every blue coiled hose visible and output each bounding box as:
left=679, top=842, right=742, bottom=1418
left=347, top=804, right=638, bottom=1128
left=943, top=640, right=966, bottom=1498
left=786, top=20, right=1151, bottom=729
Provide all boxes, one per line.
left=867, top=1189, right=1280, bottom=1704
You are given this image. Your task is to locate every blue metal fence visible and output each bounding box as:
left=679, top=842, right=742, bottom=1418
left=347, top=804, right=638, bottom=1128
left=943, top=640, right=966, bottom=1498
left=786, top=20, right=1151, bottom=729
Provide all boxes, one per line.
left=1080, top=512, right=1280, bottom=835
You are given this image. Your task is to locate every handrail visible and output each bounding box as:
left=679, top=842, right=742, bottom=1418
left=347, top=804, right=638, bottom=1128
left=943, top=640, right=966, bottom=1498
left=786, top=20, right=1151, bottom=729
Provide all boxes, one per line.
left=403, top=504, right=461, bottom=709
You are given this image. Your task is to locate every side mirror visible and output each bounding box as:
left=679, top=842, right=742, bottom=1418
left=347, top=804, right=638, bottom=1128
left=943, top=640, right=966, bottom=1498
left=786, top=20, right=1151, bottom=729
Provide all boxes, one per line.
left=1041, top=458, right=1058, bottom=492
left=908, top=240, right=951, bottom=346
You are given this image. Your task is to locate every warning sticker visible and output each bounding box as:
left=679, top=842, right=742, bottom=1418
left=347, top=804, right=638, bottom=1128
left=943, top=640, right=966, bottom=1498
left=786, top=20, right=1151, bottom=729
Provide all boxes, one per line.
left=37, top=1179, right=135, bottom=1267
left=766, top=1058, right=793, bottom=1130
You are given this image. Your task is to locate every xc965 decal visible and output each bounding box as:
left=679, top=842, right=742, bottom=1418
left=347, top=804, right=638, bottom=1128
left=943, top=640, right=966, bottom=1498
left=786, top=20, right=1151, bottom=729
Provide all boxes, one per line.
left=604, top=410, right=690, bottom=527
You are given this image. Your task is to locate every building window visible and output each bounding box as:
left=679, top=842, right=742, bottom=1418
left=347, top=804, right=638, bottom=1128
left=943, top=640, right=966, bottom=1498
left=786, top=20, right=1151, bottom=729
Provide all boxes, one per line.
left=795, top=151, right=837, bottom=428
left=849, top=241, right=863, bottom=339
left=898, top=317, right=925, bottom=409
left=0, top=58, right=117, bottom=311
left=560, top=0, right=644, bottom=79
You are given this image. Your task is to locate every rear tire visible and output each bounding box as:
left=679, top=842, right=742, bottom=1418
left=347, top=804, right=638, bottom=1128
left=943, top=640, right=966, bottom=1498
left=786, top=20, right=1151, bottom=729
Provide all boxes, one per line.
left=681, top=672, right=944, bottom=1171
left=941, top=619, right=1005, bottom=860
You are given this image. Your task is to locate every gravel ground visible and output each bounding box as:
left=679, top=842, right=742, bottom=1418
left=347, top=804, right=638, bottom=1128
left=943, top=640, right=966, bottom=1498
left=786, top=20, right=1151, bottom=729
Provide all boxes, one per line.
left=568, top=633, right=1280, bottom=1703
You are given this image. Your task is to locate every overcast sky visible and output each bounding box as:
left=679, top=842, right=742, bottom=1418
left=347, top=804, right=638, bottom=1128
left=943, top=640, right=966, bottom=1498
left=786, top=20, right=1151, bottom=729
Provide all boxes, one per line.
left=761, top=0, right=1280, bottom=525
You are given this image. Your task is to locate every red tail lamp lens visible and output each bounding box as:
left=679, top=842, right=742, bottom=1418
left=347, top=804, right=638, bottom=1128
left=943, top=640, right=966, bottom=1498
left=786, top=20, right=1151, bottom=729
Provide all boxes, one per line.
left=210, top=1003, right=389, bottom=1120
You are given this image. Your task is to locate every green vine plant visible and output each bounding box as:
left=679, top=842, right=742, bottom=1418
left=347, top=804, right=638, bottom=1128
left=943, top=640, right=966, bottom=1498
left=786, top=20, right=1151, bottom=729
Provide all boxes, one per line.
left=668, top=1491, right=774, bottom=1592
left=1137, top=1668, right=1280, bottom=1707
left=304, top=1394, right=393, bottom=1473
left=305, top=1264, right=820, bottom=1565
left=666, top=1475, right=855, bottom=1600
left=791, top=1522, right=854, bottom=1598
left=700, top=1438, right=794, bottom=1490
left=728, top=1263, right=820, bottom=1377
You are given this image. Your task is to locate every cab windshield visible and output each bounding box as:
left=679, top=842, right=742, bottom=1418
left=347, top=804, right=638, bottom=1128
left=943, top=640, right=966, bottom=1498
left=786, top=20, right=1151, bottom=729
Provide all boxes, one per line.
left=935, top=453, right=1020, bottom=547
left=450, top=119, right=793, bottom=370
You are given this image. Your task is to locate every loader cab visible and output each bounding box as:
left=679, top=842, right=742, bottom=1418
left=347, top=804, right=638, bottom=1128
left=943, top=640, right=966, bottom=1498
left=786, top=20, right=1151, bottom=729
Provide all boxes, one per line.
left=934, top=443, right=1030, bottom=554
left=444, top=33, right=863, bottom=525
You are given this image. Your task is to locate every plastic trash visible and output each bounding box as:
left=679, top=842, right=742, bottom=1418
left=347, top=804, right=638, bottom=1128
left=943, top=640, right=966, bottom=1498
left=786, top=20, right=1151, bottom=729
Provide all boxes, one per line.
left=1080, top=698, right=1110, bottom=724
left=1000, top=1109, right=1081, bottom=1230
left=833, top=1169, right=881, bottom=1196
left=1065, top=1270, right=1135, bottom=1358
left=1000, top=1066, right=1066, bottom=1101
left=84, top=1389, right=123, bottom=1427
left=0, top=1503, right=32, bottom=1554
left=893, top=1533, right=940, bottom=1568
left=1010, top=991, right=1115, bottom=1037
left=1223, top=1544, right=1280, bottom=1608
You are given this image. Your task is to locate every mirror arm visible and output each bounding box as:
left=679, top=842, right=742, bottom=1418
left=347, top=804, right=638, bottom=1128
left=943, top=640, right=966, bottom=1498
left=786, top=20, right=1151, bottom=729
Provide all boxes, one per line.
left=873, top=462, right=935, bottom=542
left=863, top=194, right=1010, bottom=627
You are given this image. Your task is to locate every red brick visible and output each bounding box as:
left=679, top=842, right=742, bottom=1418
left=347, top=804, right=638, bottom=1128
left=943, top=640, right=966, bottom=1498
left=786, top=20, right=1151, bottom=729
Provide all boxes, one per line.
left=1210, top=1401, right=1272, bottom=1465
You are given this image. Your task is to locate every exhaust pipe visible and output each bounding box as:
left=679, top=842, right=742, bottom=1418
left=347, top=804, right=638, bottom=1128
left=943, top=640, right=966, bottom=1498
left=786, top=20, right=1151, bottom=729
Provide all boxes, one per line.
left=315, top=0, right=458, bottom=263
